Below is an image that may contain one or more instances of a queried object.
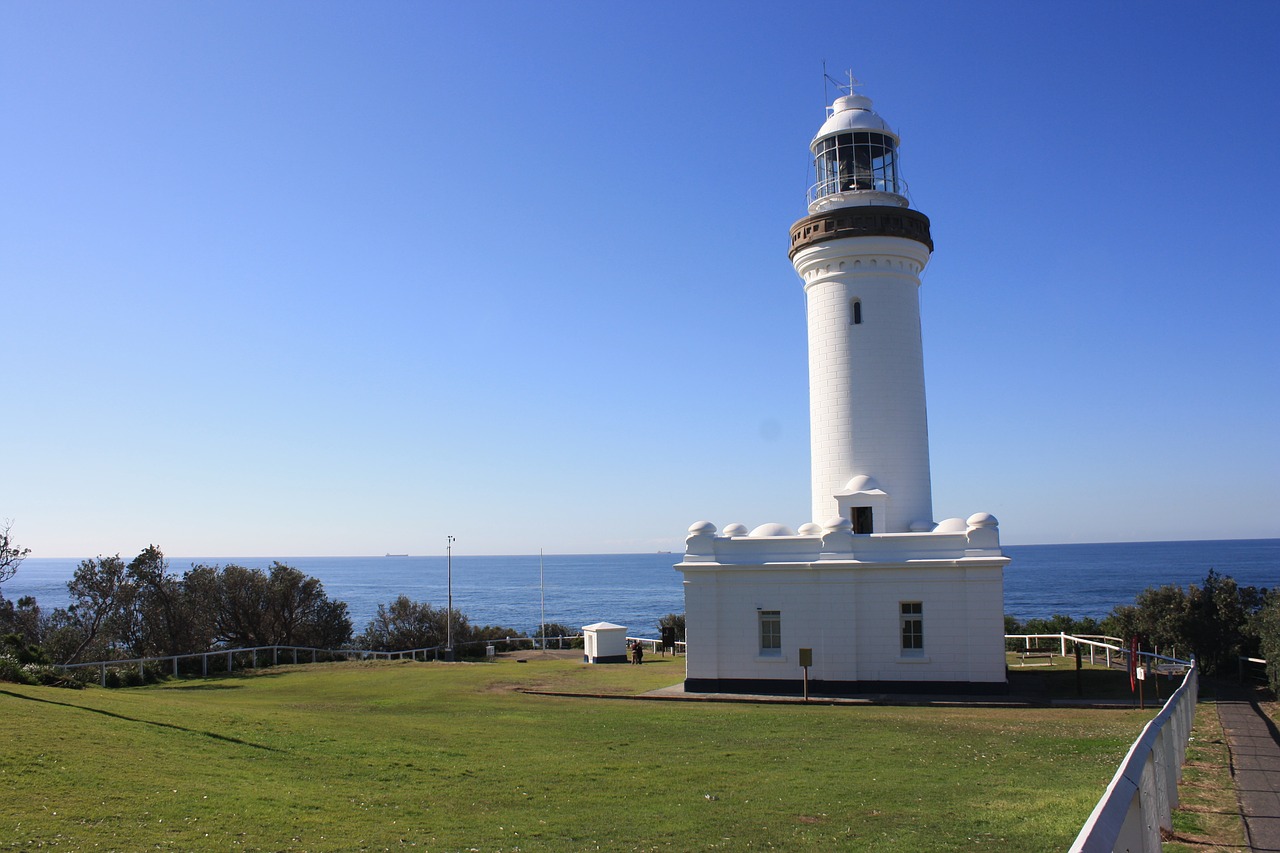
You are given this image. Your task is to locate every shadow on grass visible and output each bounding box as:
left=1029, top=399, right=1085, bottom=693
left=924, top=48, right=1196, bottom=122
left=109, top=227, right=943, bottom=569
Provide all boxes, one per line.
left=0, top=687, right=280, bottom=751
left=1007, top=664, right=1172, bottom=703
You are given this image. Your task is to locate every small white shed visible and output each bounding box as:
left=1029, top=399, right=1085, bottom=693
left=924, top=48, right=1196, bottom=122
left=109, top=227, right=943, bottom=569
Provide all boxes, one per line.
left=582, top=622, right=628, bottom=664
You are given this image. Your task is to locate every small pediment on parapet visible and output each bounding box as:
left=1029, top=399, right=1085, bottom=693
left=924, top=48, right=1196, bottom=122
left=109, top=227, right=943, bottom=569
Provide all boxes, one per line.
left=834, top=474, right=887, bottom=497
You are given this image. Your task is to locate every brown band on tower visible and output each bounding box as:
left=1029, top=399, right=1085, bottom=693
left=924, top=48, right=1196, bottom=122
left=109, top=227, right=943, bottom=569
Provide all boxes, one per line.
left=788, top=205, right=933, bottom=258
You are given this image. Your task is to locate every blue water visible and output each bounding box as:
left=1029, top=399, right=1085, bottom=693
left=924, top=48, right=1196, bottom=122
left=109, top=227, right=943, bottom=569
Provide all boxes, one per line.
left=4, top=539, right=1277, bottom=635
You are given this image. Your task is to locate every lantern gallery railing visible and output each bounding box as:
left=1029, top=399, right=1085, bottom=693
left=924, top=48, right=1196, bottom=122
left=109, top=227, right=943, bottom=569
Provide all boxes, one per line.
left=806, top=175, right=912, bottom=207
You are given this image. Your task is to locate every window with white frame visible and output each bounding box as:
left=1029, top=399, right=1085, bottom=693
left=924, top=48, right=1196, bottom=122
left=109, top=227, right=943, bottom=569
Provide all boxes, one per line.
left=900, top=602, right=923, bottom=656
left=759, top=610, right=781, bottom=656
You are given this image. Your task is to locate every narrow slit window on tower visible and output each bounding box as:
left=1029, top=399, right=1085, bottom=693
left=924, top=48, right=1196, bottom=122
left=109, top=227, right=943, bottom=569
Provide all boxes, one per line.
left=851, top=298, right=862, bottom=325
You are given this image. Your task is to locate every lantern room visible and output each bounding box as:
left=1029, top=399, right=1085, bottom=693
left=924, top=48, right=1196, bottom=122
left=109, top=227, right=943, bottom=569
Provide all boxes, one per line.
left=808, top=93, right=907, bottom=211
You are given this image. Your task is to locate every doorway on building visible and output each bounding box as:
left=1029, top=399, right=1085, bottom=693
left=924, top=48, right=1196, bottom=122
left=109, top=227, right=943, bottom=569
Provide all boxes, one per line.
left=852, top=506, right=873, bottom=534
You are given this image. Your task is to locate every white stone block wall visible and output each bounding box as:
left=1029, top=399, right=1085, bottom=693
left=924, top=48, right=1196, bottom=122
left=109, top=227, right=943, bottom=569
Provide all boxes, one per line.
left=680, top=558, right=1007, bottom=687
left=795, top=236, right=934, bottom=531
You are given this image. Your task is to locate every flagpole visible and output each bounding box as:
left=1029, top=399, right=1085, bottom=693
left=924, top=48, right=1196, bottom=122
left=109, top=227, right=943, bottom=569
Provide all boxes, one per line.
left=539, top=548, right=546, bottom=651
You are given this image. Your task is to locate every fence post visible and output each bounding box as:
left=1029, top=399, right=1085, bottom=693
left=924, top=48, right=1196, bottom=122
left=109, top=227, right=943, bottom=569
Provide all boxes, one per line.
left=173, top=656, right=179, bottom=677
left=202, top=653, right=208, bottom=676
left=100, top=663, right=106, bottom=687
left=139, top=660, right=145, bottom=679
left=273, top=646, right=278, bottom=666
left=227, top=651, right=233, bottom=672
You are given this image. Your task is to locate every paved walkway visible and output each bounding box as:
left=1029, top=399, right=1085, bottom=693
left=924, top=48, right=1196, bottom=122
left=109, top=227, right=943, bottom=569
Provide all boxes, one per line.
left=1218, top=686, right=1280, bottom=852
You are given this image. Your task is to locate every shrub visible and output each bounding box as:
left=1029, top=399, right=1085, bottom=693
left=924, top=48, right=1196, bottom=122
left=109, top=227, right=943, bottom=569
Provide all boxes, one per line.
left=0, top=653, right=28, bottom=684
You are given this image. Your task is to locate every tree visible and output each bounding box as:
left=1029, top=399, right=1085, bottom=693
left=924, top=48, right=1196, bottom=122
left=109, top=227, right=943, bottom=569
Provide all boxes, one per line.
left=359, top=596, right=465, bottom=651
left=209, top=564, right=271, bottom=647
left=184, top=563, right=351, bottom=649
left=471, top=623, right=527, bottom=653
left=534, top=622, right=576, bottom=642
left=1101, top=570, right=1267, bottom=676
left=0, top=596, right=44, bottom=645
left=62, top=555, right=128, bottom=664
left=121, top=545, right=196, bottom=657
left=657, top=613, right=686, bottom=642
left=0, top=520, right=32, bottom=590
left=263, top=562, right=352, bottom=647
left=1256, top=590, right=1280, bottom=695
left=361, top=596, right=431, bottom=650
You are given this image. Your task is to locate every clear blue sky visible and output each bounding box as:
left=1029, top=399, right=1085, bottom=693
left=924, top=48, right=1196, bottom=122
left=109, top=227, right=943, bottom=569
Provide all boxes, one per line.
left=3, top=2, right=1277, bottom=557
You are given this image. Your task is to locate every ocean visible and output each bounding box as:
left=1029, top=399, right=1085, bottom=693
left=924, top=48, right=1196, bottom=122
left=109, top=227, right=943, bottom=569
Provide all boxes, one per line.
left=4, top=539, right=1278, bottom=637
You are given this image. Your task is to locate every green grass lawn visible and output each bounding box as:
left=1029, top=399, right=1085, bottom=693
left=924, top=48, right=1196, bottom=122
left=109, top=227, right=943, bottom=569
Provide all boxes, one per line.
left=2, top=657, right=1154, bottom=851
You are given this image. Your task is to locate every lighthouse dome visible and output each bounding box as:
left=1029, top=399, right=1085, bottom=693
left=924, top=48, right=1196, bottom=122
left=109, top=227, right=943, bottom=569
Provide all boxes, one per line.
left=812, top=94, right=898, bottom=144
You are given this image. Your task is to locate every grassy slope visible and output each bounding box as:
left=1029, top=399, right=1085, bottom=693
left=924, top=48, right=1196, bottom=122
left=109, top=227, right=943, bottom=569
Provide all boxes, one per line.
left=2, top=658, right=1151, bottom=852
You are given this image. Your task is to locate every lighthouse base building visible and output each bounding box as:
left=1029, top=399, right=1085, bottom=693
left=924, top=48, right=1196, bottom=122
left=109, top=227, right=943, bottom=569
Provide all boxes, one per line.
left=677, top=516, right=1008, bottom=695
left=675, top=85, right=1010, bottom=696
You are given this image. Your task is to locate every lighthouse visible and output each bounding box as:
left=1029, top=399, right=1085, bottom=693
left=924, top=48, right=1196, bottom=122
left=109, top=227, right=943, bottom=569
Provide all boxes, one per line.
left=675, top=82, right=1009, bottom=697
left=789, top=90, right=935, bottom=533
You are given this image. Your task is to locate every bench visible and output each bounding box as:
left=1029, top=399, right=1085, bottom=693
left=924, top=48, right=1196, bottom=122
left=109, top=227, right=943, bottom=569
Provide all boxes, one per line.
left=1013, top=649, right=1056, bottom=667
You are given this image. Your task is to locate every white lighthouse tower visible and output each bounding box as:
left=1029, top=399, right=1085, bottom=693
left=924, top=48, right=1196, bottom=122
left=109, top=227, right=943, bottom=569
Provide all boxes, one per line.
left=674, top=82, right=1009, bottom=697
left=790, top=89, right=935, bottom=533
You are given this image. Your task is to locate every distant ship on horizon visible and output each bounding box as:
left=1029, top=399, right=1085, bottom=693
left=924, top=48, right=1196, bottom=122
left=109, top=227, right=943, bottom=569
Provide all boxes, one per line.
left=384, top=553, right=409, bottom=557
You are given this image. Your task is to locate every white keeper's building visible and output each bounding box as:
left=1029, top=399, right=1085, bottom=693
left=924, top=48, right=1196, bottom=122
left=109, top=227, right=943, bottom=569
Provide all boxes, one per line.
left=675, top=86, right=1010, bottom=695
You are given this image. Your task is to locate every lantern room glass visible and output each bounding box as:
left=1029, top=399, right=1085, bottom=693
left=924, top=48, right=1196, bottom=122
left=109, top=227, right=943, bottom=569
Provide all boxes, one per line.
left=813, top=131, right=899, bottom=199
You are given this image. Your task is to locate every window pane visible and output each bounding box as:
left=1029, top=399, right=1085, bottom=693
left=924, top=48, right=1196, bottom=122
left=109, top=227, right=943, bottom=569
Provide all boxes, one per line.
left=760, top=610, right=781, bottom=652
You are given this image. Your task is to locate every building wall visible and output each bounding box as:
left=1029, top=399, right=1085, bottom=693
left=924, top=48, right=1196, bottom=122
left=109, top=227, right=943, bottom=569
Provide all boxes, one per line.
left=682, top=559, right=1007, bottom=691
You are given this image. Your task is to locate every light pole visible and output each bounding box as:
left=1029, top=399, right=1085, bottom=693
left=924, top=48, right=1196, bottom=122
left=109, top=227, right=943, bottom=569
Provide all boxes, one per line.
left=446, top=535, right=455, bottom=659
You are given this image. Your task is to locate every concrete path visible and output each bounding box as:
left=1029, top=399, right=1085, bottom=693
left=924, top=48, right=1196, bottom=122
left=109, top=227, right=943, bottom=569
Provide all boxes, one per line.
left=1218, top=687, right=1280, bottom=852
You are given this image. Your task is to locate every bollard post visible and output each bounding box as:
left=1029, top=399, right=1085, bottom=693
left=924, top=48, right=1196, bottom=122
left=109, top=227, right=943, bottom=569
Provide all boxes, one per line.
left=1075, top=645, right=1083, bottom=697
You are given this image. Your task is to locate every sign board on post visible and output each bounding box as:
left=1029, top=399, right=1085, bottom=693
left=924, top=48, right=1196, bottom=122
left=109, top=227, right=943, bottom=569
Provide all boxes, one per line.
left=799, top=648, right=812, bottom=702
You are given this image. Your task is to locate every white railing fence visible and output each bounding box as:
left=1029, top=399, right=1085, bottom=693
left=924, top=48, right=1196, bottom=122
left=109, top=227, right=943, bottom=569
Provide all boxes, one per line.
left=1005, top=633, right=1189, bottom=674
left=626, top=636, right=686, bottom=655
left=1068, top=662, right=1199, bottom=853
left=56, top=635, right=585, bottom=686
